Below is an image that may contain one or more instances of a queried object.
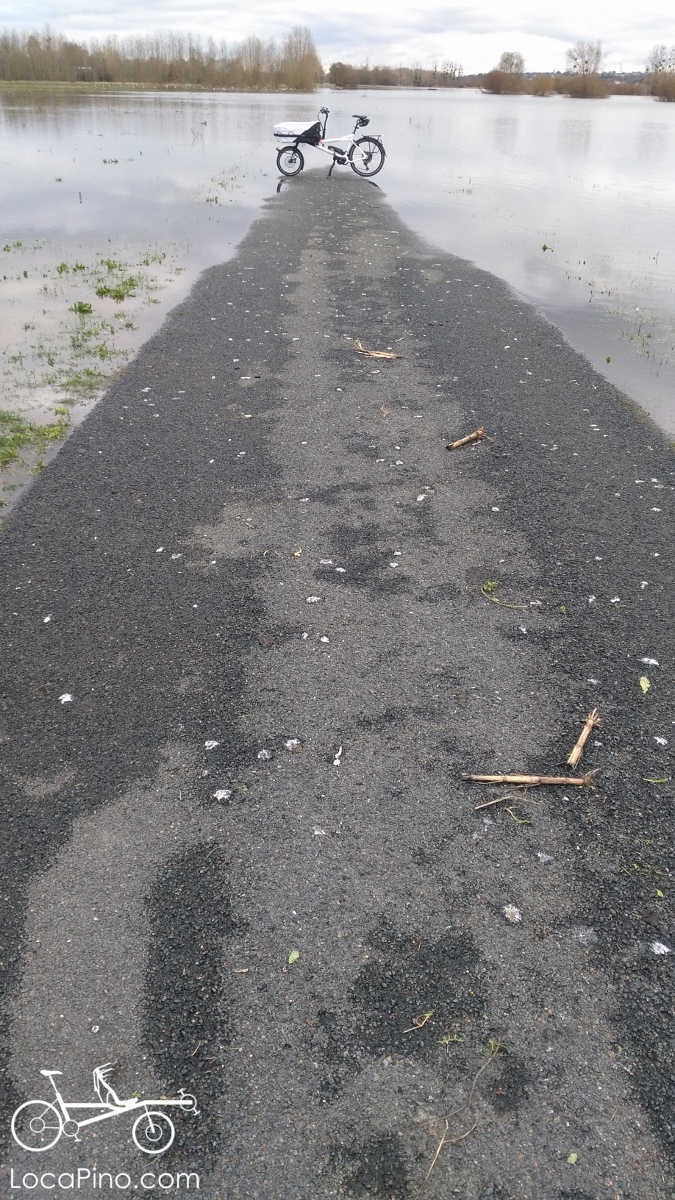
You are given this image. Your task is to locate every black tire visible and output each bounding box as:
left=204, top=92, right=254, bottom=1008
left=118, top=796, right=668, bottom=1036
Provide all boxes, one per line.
left=276, top=146, right=304, bottom=177
left=349, top=137, right=385, bottom=177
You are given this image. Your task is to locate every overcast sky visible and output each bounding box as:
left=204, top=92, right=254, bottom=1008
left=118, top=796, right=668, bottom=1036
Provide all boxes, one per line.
left=4, top=0, right=675, bottom=73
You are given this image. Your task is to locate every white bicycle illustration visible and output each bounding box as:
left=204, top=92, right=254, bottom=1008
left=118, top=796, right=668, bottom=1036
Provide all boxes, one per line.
left=11, top=1065, right=199, bottom=1155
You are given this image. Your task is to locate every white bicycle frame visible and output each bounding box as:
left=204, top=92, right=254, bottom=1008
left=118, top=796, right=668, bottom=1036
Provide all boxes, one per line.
left=44, top=1070, right=195, bottom=1134
left=278, top=108, right=383, bottom=173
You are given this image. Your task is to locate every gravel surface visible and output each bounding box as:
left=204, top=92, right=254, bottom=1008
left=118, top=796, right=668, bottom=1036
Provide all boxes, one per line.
left=1, top=170, right=673, bottom=1199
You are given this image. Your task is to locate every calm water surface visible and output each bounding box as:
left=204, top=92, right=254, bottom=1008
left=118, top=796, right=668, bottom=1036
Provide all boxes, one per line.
left=1, top=86, right=674, bottom=442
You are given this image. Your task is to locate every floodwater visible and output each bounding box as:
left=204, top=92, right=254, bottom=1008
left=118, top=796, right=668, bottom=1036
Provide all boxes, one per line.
left=1, top=86, right=674, bottom=496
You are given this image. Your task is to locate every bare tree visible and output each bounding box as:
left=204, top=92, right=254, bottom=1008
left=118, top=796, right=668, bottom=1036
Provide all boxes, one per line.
left=497, top=50, right=524, bottom=74
left=646, top=44, right=675, bottom=74
left=565, top=40, right=603, bottom=75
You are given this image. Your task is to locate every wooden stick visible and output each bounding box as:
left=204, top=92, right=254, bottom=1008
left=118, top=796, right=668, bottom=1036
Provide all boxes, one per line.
left=446, top=427, right=488, bottom=450
left=353, top=338, right=400, bottom=359
left=567, top=708, right=601, bottom=767
left=462, top=771, right=597, bottom=787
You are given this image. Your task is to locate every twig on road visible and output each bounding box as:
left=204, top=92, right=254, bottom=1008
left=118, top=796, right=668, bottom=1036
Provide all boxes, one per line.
left=567, top=708, right=601, bottom=767
left=446, top=427, right=491, bottom=450
left=463, top=771, right=598, bottom=787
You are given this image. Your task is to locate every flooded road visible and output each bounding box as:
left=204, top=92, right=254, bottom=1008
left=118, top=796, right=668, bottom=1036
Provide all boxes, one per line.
left=1, top=85, right=674, bottom=509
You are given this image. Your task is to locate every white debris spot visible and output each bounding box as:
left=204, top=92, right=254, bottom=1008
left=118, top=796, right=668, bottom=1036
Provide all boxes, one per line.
left=491, top=506, right=500, bottom=512
left=335, top=567, right=346, bottom=574
left=284, top=738, right=301, bottom=750
left=91, top=1025, right=100, bottom=1033
left=503, top=904, right=521, bottom=924
left=302, top=632, right=308, bottom=639
left=536, top=852, right=553, bottom=864
left=333, top=746, right=343, bottom=767
left=588, top=596, right=596, bottom=605
left=640, top=581, right=649, bottom=589
left=141, top=387, right=150, bottom=393
left=518, top=625, right=527, bottom=634
left=43, top=614, right=52, bottom=623
left=171, top=553, right=183, bottom=560
left=641, top=657, right=659, bottom=666
left=299, top=497, right=310, bottom=503
left=416, top=494, right=426, bottom=502
left=320, top=636, right=330, bottom=643
left=529, top=599, right=542, bottom=608
left=595, top=556, right=603, bottom=561
left=394, top=551, right=402, bottom=555
left=571, top=926, right=598, bottom=946
left=156, top=547, right=164, bottom=553
left=313, top=827, right=327, bottom=836
left=58, top=693, right=73, bottom=704
left=610, top=597, right=621, bottom=604
left=258, top=748, right=273, bottom=761
left=655, top=737, right=668, bottom=746
left=651, top=507, right=662, bottom=512
left=389, top=562, right=399, bottom=568
left=395, top=459, right=404, bottom=466
left=204, top=740, right=220, bottom=750
left=376, top=458, right=384, bottom=463
left=306, top=596, right=321, bottom=603
left=320, top=559, right=333, bottom=565
left=652, top=942, right=671, bottom=955
left=212, top=789, right=232, bottom=801
left=588, top=677, right=599, bottom=684
left=209, top=459, right=215, bottom=464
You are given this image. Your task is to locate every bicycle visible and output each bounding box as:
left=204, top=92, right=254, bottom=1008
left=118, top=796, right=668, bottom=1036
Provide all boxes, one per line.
left=273, top=108, right=385, bottom=179
left=11, top=1065, right=199, bottom=1156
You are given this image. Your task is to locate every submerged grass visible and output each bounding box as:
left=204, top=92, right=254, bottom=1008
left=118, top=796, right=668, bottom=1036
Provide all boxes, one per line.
left=0, top=407, right=70, bottom=468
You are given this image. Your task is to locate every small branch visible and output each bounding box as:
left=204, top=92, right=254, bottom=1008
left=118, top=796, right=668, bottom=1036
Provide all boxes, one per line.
left=567, top=708, right=601, bottom=767
left=474, top=794, right=516, bottom=810
left=446, top=426, right=490, bottom=450
left=404, top=1010, right=434, bottom=1033
left=462, top=771, right=598, bottom=787
left=353, top=338, right=400, bottom=359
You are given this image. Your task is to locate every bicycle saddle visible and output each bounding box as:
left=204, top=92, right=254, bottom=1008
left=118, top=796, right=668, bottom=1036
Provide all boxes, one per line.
left=40, top=1069, right=63, bottom=1077
left=352, top=114, right=368, bottom=120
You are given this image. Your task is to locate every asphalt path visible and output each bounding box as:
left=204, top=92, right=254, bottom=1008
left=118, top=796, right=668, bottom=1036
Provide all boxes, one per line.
left=1, top=169, right=674, bottom=1200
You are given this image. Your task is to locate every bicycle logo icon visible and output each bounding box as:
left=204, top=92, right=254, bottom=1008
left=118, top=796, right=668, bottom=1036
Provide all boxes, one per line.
left=11, top=1064, right=199, bottom=1155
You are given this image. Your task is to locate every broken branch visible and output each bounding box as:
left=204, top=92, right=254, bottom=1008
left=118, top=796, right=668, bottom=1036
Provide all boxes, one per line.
left=462, top=771, right=598, bottom=787
left=446, top=426, right=490, bottom=450
left=567, top=708, right=601, bottom=767
left=353, top=338, right=400, bottom=359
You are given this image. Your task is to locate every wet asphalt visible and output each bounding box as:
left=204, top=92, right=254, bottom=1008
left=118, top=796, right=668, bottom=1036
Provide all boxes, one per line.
left=1, top=169, right=674, bottom=1199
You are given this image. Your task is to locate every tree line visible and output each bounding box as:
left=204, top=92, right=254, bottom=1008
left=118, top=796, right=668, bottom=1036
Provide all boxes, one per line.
left=471, top=42, right=675, bottom=100
left=1, top=28, right=673, bottom=100
left=0, top=26, right=323, bottom=90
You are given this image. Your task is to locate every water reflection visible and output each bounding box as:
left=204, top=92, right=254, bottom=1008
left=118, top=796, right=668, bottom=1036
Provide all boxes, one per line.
left=558, top=118, right=592, bottom=159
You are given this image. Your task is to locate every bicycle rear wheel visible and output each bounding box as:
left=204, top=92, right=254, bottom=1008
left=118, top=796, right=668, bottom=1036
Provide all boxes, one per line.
left=12, top=1101, right=63, bottom=1152
left=349, top=137, right=385, bottom=177
left=276, top=146, right=304, bottom=177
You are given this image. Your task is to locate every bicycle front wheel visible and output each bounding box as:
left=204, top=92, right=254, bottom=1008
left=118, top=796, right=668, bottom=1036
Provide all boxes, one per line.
left=349, top=137, right=385, bottom=177
left=276, top=146, right=304, bottom=177
left=12, top=1101, right=63, bottom=1152
left=132, top=1111, right=175, bottom=1155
